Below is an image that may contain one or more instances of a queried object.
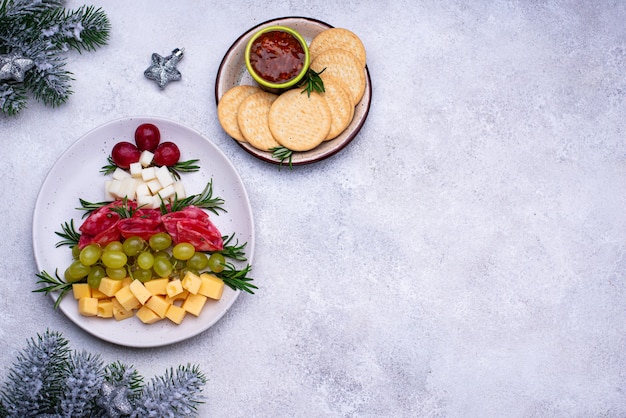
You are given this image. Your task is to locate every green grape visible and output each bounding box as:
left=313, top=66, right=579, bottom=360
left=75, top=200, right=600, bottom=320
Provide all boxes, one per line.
left=71, top=245, right=80, bottom=260
left=208, top=253, right=226, bottom=273
left=122, top=236, right=144, bottom=257
left=133, top=268, right=153, bottom=283
left=187, top=252, right=209, bottom=271
left=153, top=250, right=171, bottom=261
left=106, top=266, right=127, bottom=280
left=101, top=250, right=127, bottom=269
left=67, top=260, right=91, bottom=280
left=137, top=251, right=155, bottom=270
left=173, top=242, right=195, bottom=261
left=153, top=257, right=173, bottom=278
left=87, top=265, right=106, bottom=289
left=79, top=243, right=102, bottom=266
left=105, top=241, right=123, bottom=252
left=149, top=232, right=172, bottom=251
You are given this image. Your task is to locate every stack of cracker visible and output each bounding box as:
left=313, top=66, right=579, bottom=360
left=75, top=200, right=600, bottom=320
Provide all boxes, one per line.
left=218, top=27, right=367, bottom=153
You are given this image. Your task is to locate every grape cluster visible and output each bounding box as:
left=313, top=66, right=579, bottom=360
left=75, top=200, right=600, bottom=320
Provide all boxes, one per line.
left=64, top=233, right=226, bottom=289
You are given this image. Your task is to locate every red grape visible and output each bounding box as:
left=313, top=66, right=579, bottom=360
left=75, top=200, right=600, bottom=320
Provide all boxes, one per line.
left=111, top=141, right=141, bottom=169
left=153, top=142, right=180, bottom=166
left=134, top=123, right=161, bottom=152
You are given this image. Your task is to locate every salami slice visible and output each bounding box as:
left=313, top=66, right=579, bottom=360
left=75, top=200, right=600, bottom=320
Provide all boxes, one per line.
left=118, top=217, right=164, bottom=240
left=175, top=219, right=223, bottom=251
left=79, top=201, right=124, bottom=236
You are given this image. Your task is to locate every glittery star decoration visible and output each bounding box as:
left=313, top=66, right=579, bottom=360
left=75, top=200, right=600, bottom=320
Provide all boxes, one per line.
left=97, top=381, right=133, bottom=418
left=0, top=52, right=34, bottom=82
left=144, top=48, right=184, bottom=89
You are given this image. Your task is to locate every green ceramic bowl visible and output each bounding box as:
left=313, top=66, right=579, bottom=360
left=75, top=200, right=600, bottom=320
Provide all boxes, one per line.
left=244, top=25, right=310, bottom=93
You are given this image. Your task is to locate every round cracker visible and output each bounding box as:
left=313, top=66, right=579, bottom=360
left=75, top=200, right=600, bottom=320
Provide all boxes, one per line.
left=309, top=28, right=367, bottom=67
left=268, top=89, right=331, bottom=152
left=320, top=75, right=355, bottom=140
left=217, top=85, right=262, bottom=141
left=311, top=48, right=366, bottom=104
left=237, top=91, right=280, bottom=151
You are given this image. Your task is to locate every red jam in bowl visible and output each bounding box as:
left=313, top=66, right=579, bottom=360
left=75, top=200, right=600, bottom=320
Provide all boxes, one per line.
left=249, top=30, right=306, bottom=84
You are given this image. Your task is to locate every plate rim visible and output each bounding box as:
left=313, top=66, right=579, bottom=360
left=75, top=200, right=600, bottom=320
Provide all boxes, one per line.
left=214, top=16, right=372, bottom=166
left=32, top=115, right=255, bottom=347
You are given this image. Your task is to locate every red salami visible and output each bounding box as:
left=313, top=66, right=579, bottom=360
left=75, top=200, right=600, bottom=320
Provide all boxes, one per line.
left=118, top=217, right=164, bottom=240
left=79, top=201, right=124, bottom=236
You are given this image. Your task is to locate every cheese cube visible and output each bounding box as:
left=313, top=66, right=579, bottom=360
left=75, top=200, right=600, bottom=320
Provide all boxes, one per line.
left=165, top=290, right=189, bottom=305
left=182, top=271, right=202, bottom=295
left=97, top=299, right=114, bottom=318
left=91, top=288, right=108, bottom=299
left=129, top=162, right=143, bottom=177
left=144, top=277, right=169, bottom=295
left=78, top=297, right=98, bottom=316
left=135, top=182, right=150, bottom=197
left=104, top=180, right=115, bottom=201
left=122, top=277, right=133, bottom=287
left=182, top=294, right=207, bottom=316
left=136, top=194, right=154, bottom=209
left=139, top=150, right=154, bottom=167
left=165, top=304, right=186, bottom=324
left=155, top=165, right=174, bottom=188
left=145, top=295, right=170, bottom=318
left=99, top=277, right=123, bottom=297
left=114, top=286, right=141, bottom=311
left=112, top=167, right=131, bottom=180
left=135, top=305, right=161, bottom=324
left=199, top=273, right=225, bottom=300
left=166, top=279, right=184, bottom=298
left=141, top=166, right=157, bottom=181
left=157, top=184, right=175, bottom=201
left=118, top=178, right=138, bottom=199
left=111, top=298, right=134, bottom=321
left=173, top=181, right=186, bottom=199
left=129, top=280, right=152, bottom=305
left=146, top=178, right=162, bottom=194
left=106, top=179, right=122, bottom=199
left=72, top=283, right=91, bottom=299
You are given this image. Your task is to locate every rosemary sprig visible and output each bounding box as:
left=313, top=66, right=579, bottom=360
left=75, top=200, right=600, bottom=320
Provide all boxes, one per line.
left=215, top=262, right=257, bottom=294
left=166, top=179, right=226, bottom=215
left=100, top=156, right=117, bottom=175
left=34, top=270, right=73, bottom=309
left=168, top=159, right=200, bottom=181
left=270, top=146, right=293, bottom=169
left=107, top=197, right=137, bottom=218
left=77, top=198, right=113, bottom=217
left=55, top=220, right=80, bottom=248
left=299, top=67, right=326, bottom=97
left=217, top=233, right=248, bottom=261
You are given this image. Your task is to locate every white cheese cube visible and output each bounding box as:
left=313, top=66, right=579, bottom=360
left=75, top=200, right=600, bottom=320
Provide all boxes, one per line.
left=173, top=181, right=186, bottom=200
left=104, top=180, right=115, bottom=201
left=106, top=179, right=123, bottom=199
left=136, top=194, right=154, bottom=209
left=146, top=179, right=162, bottom=195
left=151, top=195, right=163, bottom=209
left=139, top=150, right=154, bottom=167
left=112, top=167, right=131, bottom=180
left=155, top=165, right=174, bottom=188
left=135, top=182, right=150, bottom=198
left=141, top=167, right=157, bottom=181
left=157, top=184, right=175, bottom=201
left=129, top=162, right=143, bottom=177
left=119, top=178, right=139, bottom=199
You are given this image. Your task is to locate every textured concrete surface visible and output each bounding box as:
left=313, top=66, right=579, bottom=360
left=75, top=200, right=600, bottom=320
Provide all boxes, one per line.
left=1, top=1, right=625, bottom=416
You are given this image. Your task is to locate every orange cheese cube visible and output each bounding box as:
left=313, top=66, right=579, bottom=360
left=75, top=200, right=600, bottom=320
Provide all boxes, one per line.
left=72, top=283, right=91, bottom=299
left=165, top=304, right=186, bottom=324
left=78, top=297, right=98, bottom=316
left=144, top=277, right=169, bottom=295
left=165, top=290, right=189, bottom=305
left=111, top=298, right=134, bottom=321
left=114, top=286, right=141, bottom=311
left=145, top=295, right=170, bottom=318
left=99, top=277, right=123, bottom=297
left=135, top=305, right=161, bottom=324
left=182, top=293, right=207, bottom=316
left=97, top=299, right=113, bottom=318
left=91, top=288, right=108, bottom=299
left=166, top=279, right=184, bottom=298
left=182, top=271, right=202, bottom=295
left=199, top=273, right=224, bottom=300
left=129, top=280, right=152, bottom=305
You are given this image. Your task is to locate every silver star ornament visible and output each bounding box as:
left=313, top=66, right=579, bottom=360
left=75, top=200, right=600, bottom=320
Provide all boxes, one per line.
left=144, top=48, right=184, bottom=89
left=0, top=52, right=34, bottom=82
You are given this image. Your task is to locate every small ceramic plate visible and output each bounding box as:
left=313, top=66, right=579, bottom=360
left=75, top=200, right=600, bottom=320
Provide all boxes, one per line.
left=32, top=116, right=255, bottom=347
left=215, top=16, right=372, bottom=166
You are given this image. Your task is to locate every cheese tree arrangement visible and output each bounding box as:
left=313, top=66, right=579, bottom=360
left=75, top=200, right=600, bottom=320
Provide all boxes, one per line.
left=0, top=329, right=207, bottom=417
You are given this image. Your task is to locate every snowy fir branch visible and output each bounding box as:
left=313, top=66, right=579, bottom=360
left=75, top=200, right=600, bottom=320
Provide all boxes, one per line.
left=0, top=0, right=110, bottom=115
left=0, top=330, right=208, bottom=418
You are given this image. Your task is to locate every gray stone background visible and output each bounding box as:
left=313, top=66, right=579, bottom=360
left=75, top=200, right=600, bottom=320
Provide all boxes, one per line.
left=1, top=1, right=625, bottom=416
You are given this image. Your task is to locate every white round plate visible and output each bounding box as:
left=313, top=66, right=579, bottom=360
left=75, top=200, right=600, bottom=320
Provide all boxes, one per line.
left=32, top=116, right=255, bottom=347
left=215, top=16, right=372, bottom=166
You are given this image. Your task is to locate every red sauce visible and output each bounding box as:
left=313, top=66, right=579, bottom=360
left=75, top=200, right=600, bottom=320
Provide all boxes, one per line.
left=249, top=30, right=305, bottom=83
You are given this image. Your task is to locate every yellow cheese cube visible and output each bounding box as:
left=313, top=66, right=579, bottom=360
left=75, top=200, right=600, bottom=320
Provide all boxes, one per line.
left=78, top=297, right=98, bottom=316
left=99, top=277, right=123, bottom=297
left=114, top=286, right=141, bottom=311
left=129, top=279, right=152, bottom=305
left=165, top=304, right=186, bottom=324
left=122, top=277, right=132, bottom=287
left=182, top=293, right=207, bottom=316
left=182, top=271, right=202, bottom=295
left=135, top=305, right=161, bottom=324
left=199, top=273, right=225, bottom=300
left=97, top=299, right=113, bottom=318
left=111, top=298, right=134, bottom=321
left=145, top=295, right=170, bottom=318
left=165, top=290, right=189, bottom=305
left=91, top=288, right=108, bottom=299
left=72, top=283, right=91, bottom=299
left=144, top=277, right=169, bottom=295
left=166, top=279, right=184, bottom=298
